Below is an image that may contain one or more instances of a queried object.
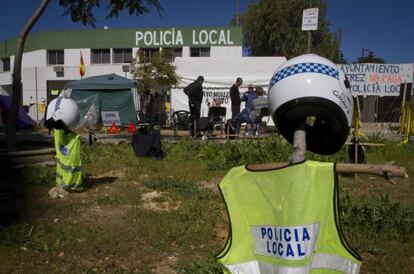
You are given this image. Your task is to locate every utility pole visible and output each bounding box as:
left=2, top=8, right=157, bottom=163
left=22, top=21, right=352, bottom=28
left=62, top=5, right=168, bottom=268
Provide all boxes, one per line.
left=236, top=0, right=240, bottom=26
left=360, top=48, right=375, bottom=121
left=307, top=0, right=312, bottom=53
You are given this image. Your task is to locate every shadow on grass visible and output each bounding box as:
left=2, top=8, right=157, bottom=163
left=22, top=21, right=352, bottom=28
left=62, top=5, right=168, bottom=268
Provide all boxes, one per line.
left=83, top=174, right=117, bottom=190
left=0, top=158, right=28, bottom=226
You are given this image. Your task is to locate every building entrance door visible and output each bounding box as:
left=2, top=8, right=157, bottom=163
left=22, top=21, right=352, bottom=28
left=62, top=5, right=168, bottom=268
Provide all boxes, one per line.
left=46, top=80, right=72, bottom=103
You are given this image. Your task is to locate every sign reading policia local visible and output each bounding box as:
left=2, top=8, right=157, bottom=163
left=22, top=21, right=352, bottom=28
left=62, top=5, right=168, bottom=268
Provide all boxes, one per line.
left=135, top=28, right=240, bottom=47
left=0, top=27, right=243, bottom=58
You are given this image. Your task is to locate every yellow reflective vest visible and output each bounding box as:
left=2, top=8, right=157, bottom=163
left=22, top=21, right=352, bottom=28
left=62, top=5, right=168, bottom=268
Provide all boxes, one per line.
left=217, top=161, right=361, bottom=274
left=54, top=129, right=82, bottom=190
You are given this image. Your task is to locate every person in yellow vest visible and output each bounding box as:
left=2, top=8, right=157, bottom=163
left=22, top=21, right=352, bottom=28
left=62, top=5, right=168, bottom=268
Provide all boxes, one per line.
left=45, top=94, right=83, bottom=192
left=217, top=161, right=362, bottom=273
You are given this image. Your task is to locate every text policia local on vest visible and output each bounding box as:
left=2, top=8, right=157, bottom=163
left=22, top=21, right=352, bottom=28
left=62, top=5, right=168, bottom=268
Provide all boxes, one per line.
left=135, top=29, right=235, bottom=47
left=252, top=224, right=319, bottom=260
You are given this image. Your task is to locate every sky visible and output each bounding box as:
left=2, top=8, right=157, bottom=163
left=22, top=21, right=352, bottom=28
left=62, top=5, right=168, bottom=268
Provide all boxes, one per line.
left=0, top=0, right=413, bottom=64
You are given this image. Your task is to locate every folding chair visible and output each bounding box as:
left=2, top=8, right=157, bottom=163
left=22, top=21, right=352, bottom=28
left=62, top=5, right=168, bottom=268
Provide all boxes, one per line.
left=172, top=110, right=191, bottom=137
left=208, top=106, right=227, bottom=137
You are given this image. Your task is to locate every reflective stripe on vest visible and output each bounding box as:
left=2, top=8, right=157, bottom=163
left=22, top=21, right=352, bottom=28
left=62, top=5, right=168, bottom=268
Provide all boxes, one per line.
left=217, top=161, right=361, bottom=274
left=225, top=253, right=360, bottom=274
left=56, top=158, right=82, bottom=173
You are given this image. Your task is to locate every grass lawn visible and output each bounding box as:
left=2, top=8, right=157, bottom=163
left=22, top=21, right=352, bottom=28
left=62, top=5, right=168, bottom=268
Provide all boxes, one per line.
left=0, top=135, right=413, bottom=273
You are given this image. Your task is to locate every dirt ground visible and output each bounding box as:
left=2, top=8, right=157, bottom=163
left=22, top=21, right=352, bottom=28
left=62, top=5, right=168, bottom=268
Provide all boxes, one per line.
left=0, top=127, right=413, bottom=273
left=0, top=168, right=411, bottom=273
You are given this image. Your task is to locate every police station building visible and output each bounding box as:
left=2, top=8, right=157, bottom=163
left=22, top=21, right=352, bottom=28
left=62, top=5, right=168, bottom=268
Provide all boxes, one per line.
left=2, top=26, right=410, bottom=123
left=0, top=26, right=286, bottom=122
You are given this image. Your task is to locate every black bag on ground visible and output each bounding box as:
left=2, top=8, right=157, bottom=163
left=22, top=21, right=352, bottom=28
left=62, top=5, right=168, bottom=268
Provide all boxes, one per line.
left=347, top=144, right=365, bottom=164
left=225, top=119, right=236, bottom=139
left=131, top=128, right=163, bottom=159
left=196, top=117, right=210, bottom=132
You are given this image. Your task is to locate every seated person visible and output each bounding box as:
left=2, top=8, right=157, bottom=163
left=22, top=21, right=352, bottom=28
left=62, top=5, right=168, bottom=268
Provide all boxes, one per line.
left=241, top=84, right=257, bottom=111
left=208, top=97, right=222, bottom=108
left=234, top=87, right=268, bottom=135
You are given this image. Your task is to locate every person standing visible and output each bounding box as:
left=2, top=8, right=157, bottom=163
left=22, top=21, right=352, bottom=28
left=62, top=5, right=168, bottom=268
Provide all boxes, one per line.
left=230, top=77, right=243, bottom=118
left=184, top=75, right=204, bottom=136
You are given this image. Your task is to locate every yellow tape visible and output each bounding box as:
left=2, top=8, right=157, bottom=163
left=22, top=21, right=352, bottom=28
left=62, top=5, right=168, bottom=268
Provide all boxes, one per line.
left=400, top=103, right=413, bottom=144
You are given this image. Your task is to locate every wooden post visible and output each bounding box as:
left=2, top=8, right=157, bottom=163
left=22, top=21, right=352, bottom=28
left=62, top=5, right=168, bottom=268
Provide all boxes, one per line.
left=354, top=139, right=358, bottom=180
left=290, top=121, right=307, bottom=164
left=353, top=96, right=361, bottom=180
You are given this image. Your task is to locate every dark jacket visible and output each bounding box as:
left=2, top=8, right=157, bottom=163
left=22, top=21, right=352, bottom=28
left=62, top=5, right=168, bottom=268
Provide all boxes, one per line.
left=185, top=81, right=203, bottom=105
left=230, top=84, right=241, bottom=107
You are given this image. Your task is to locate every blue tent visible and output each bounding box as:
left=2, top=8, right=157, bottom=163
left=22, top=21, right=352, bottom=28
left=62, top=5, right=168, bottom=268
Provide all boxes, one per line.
left=0, top=95, right=35, bottom=130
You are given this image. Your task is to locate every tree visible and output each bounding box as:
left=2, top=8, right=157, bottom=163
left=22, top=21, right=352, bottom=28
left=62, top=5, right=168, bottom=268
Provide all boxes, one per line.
left=130, top=50, right=179, bottom=95
left=6, top=0, right=162, bottom=151
left=355, top=50, right=385, bottom=64
left=130, top=50, right=179, bottom=117
left=242, top=0, right=343, bottom=62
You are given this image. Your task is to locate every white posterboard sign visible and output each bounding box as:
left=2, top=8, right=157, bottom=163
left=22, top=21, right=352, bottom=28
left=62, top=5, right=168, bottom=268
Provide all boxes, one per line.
left=101, top=111, right=121, bottom=126
left=338, top=63, right=413, bottom=96
left=302, top=8, right=319, bottom=31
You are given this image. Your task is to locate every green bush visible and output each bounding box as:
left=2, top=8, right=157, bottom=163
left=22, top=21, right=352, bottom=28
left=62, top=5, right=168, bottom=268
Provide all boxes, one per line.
left=165, top=136, right=347, bottom=172
left=340, top=193, right=414, bottom=240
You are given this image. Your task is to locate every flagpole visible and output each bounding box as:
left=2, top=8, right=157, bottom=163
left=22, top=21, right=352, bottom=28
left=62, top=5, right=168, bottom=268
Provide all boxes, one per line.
left=80, top=51, right=86, bottom=79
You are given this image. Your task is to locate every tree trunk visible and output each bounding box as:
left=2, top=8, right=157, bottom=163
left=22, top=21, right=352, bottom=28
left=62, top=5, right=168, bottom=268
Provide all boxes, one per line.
left=336, top=163, right=407, bottom=178
left=6, top=0, right=50, bottom=151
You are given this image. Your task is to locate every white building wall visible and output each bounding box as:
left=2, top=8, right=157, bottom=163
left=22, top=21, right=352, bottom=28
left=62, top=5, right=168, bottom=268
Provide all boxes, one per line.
left=0, top=72, right=12, bottom=95
left=1, top=44, right=256, bottom=121
left=22, top=50, right=47, bottom=67
left=210, top=46, right=242, bottom=58
left=182, top=46, right=190, bottom=57
left=65, top=48, right=87, bottom=67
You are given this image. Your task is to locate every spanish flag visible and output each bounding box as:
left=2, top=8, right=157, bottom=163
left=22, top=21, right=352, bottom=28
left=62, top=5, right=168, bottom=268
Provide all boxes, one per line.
left=80, top=51, right=86, bottom=78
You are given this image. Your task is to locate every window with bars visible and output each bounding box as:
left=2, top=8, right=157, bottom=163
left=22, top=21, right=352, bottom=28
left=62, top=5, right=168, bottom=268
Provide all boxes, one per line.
left=190, top=47, right=210, bottom=57
left=47, top=50, right=64, bottom=65
left=1, top=58, right=10, bottom=72
left=91, top=48, right=111, bottom=64
left=113, top=48, right=133, bottom=63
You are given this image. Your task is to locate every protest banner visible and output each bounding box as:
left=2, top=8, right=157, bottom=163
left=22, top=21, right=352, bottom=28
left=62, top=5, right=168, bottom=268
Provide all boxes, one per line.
left=338, top=63, right=413, bottom=96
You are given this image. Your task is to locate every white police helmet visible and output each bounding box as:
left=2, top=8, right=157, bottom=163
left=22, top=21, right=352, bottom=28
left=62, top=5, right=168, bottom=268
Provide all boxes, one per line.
left=45, top=95, right=80, bottom=130
left=268, top=54, right=353, bottom=155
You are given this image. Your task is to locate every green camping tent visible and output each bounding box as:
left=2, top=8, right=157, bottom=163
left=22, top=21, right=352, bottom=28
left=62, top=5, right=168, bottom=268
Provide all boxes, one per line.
left=68, top=74, right=138, bottom=126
